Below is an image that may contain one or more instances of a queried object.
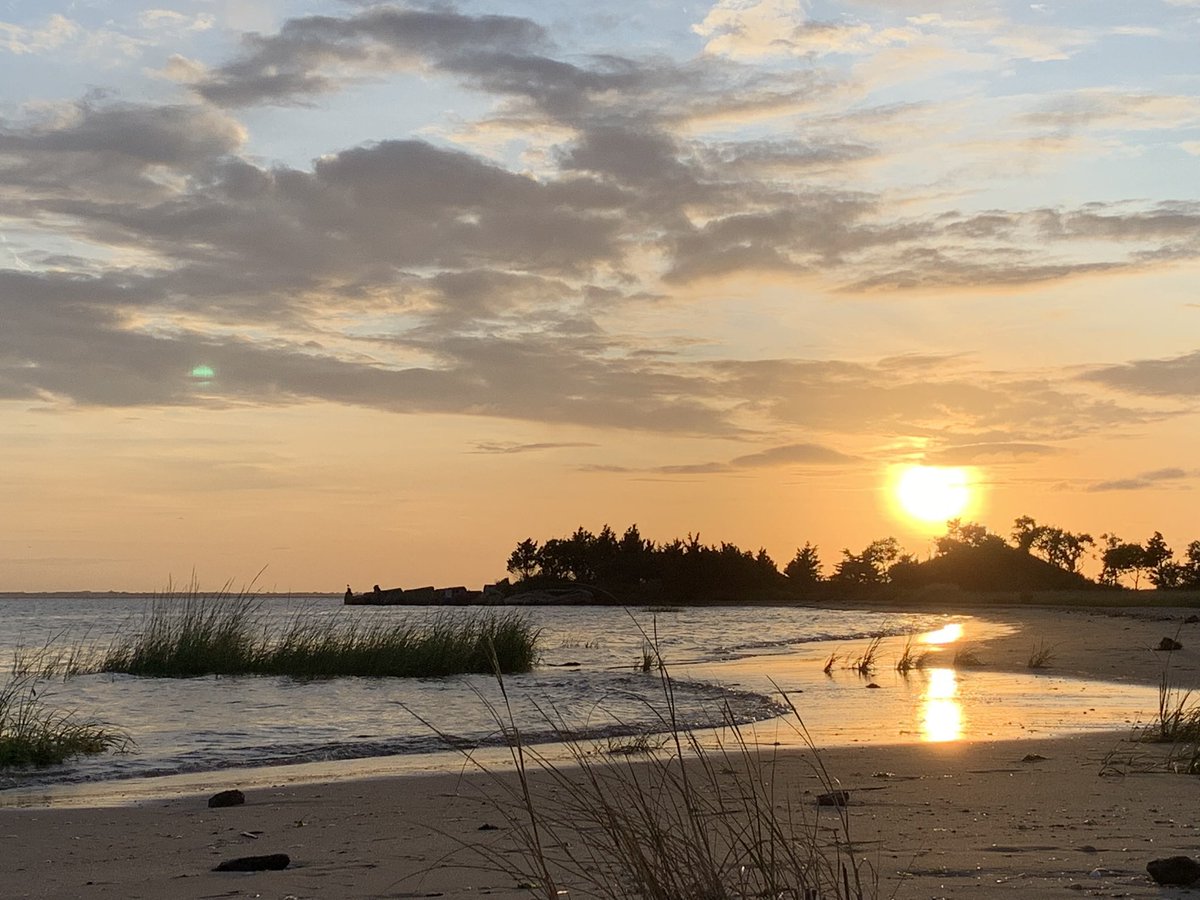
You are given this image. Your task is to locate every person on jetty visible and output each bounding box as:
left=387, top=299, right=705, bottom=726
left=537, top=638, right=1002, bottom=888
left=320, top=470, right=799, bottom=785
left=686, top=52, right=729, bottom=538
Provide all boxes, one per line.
left=344, top=585, right=353, bottom=602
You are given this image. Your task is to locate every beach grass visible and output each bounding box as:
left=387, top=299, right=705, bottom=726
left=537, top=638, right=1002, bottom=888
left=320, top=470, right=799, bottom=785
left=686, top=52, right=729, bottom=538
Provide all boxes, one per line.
left=99, top=589, right=262, bottom=677
left=849, top=636, right=883, bottom=676
left=0, top=677, right=129, bottom=767
left=258, top=611, right=540, bottom=678
left=435, top=651, right=877, bottom=899
left=1026, top=641, right=1056, bottom=669
left=895, top=639, right=918, bottom=674
left=26, top=587, right=540, bottom=680
left=1152, top=672, right=1200, bottom=745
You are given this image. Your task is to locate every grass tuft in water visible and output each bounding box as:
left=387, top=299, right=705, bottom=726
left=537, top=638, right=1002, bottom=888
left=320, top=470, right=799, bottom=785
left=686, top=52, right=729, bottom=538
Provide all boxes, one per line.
left=93, top=587, right=539, bottom=679
left=260, top=612, right=539, bottom=678
left=0, top=677, right=130, bottom=768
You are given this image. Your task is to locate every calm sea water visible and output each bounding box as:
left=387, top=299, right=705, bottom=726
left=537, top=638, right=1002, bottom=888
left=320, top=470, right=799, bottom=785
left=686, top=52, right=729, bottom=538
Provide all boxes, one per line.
left=0, top=597, right=1163, bottom=798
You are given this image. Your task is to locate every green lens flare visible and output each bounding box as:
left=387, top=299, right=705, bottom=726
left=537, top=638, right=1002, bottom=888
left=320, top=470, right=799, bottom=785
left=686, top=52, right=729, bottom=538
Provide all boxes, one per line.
left=190, top=364, right=215, bottom=380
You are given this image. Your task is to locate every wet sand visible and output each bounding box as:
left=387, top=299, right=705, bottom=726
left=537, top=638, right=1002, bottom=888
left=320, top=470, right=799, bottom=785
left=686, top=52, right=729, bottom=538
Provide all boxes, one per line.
left=3, top=604, right=1199, bottom=899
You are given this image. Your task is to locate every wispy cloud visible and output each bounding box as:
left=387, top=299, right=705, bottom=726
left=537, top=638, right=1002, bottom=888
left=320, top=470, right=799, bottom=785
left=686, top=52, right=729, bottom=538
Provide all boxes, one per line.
left=470, top=441, right=599, bottom=454
left=1087, top=467, right=1192, bottom=492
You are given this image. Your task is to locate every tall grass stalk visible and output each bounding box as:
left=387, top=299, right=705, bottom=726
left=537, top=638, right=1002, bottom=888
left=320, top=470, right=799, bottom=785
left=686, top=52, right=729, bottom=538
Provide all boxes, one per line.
left=430, top=646, right=880, bottom=899
left=0, top=677, right=129, bottom=767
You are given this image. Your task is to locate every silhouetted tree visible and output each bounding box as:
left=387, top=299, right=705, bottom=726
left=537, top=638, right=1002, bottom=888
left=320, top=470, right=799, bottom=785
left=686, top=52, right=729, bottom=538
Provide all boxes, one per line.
left=832, top=537, right=902, bottom=585
left=784, top=543, right=822, bottom=585
left=1178, top=541, right=1200, bottom=588
left=506, top=538, right=541, bottom=581
left=1031, top=526, right=1093, bottom=573
left=1100, top=533, right=1147, bottom=588
left=1143, top=531, right=1175, bottom=588
left=1011, top=515, right=1040, bottom=552
left=936, top=519, right=1002, bottom=555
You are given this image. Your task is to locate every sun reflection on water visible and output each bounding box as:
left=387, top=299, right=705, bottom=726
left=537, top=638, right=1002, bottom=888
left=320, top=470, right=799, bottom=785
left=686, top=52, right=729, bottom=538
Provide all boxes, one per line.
left=921, top=667, right=963, bottom=742
left=921, top=623, right=964, bottom=645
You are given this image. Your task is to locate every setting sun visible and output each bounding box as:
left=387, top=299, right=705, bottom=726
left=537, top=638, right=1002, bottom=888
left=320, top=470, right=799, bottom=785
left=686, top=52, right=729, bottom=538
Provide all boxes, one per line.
left=894, top=466, right=972, bottom=524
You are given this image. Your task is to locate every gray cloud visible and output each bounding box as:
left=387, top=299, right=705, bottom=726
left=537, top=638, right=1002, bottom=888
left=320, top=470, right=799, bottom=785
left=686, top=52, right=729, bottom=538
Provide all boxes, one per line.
left=1082, top=350, right=1200, bottom=397
left=921, top=442, right=1061, bottom=465
left=470, top=441, right=599, bottom=454
left=196, top=8, right=548, bottom=107
left=1087, top=467, right=1191, bottom=492
left=590, top=442, right=858, bottom=476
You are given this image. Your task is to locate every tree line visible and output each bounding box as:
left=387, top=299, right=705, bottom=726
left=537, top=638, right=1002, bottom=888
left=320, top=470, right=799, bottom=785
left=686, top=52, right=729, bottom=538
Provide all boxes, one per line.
left=503, top=518, right=1200, bottom=600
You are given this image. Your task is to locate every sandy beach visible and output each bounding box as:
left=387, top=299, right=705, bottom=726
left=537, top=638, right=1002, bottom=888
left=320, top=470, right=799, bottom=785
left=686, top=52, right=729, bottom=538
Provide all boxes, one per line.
left=4, top=604, right=1199, bottom=899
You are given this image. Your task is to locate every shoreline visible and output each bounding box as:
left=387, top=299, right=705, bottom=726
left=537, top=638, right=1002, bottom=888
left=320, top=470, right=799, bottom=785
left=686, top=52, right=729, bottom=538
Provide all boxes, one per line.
left=3, top=605, right=1199, bottom=898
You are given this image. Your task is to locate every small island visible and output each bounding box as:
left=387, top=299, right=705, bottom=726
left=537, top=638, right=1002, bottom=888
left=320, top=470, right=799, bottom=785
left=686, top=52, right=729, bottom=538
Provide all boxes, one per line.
left=348, top=517, right=1200, bottom=608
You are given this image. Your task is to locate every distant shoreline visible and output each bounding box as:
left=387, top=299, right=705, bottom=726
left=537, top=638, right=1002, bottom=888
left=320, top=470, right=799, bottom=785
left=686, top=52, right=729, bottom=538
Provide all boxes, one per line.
left=1, top=587, right=1199, bottom=606
left=0, top=591, right=343, bottom=599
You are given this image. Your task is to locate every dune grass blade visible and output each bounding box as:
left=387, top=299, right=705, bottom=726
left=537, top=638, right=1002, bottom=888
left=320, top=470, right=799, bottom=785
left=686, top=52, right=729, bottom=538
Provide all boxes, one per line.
left=0, top=677, right=129, bottom=767
left=96, top=588, right=539, bottom=679
left=427, top=641, right=879, bottom=899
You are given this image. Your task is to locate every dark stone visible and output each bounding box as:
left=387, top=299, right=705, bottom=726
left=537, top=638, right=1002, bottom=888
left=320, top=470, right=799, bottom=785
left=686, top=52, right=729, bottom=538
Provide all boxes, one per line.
left=1185, top=615, right=1200, bottom=624
left=865, top=682, right=881, bottom=689
left=1155, top=637, right=1184, bottom=652
left=817, top=790, right=850, bottom=807
left=213, top=853, right=290, bottom=872
left=478, top=823, right=499, bottom=831
left=1022, top=753, right=1048, bottom=762
left=1147, top=855, right=1200, bottom=886
left=208, top=789, right=245, bottom=808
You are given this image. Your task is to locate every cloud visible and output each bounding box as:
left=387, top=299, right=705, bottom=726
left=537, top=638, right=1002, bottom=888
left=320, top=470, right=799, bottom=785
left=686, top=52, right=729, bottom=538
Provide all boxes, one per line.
left=592, top=441, right=858, bottom=475
left=1087, top=467, right=1191, bottom=492
left=195, top=7, right=548, bottom=107
left=137, top=10, right=215, bottom=34
left=1082, top=351, right=1200, bottom=397
left=730, top=443, right=858, bottom=466
left=693, top=0, right=810, bottom=59
left=0, top=3, right=1190, bottom=453
left=470, top=441, right=599, bottom=454
left=0, top=14, right=80, bottom=55
left=922, top=442, right=1061, bottom=465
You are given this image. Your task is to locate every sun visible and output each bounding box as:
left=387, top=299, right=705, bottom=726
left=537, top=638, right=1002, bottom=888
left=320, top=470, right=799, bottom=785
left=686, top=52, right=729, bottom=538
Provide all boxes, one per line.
left=893, top=465, right=972, bottom=524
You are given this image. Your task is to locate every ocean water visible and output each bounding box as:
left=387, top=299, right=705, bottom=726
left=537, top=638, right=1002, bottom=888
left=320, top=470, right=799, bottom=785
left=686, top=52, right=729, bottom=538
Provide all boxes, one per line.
left=0, top=597, right=1163, bottom=800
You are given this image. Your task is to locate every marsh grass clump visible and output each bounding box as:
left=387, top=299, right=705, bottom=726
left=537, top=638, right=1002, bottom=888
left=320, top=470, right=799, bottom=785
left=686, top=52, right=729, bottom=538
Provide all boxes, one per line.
left=848, top=637, right=883, bottom=676
left=1151, top=672, right=1200, bottom=745
left=261, top=612, right=539, bottom=678
left=951, top=647, right=985, bottom=668
left=895, top=640, right=917, bottom=675
left=96, top=588, right=539, bottom=679
left=1124, top=664, right=1200, bottom=776
left=637, top=638, right=662, bottom=673
left=0, top=677, right=129, bottom=767
left=438, top=650, right=878, bottom=900
left=100, top=589, right=262, bottom=677
left=1026, top=641, right=1056, bottom=669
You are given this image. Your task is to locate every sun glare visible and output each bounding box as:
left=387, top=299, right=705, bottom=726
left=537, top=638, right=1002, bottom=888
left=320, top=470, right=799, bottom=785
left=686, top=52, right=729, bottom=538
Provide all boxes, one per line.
left=894, top=465, right=972, bottom=524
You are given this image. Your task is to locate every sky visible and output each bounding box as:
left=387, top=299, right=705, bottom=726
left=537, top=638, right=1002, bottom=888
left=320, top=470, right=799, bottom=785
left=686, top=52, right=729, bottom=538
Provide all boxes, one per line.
left=0, top=0, right=1197, bottom=592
